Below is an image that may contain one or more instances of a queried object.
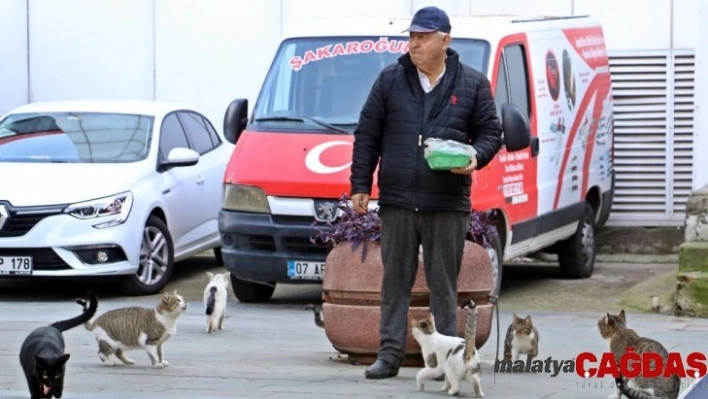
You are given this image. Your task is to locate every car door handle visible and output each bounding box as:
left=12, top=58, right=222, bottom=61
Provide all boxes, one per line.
left=196, top=175, right=205, bottom=185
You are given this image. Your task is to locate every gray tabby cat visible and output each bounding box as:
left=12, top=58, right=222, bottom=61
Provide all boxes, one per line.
left=80, top=290, right=187, bottom=369
left=503, top=313, right=539, bottom=361
left=598, top=310, right=680, bottom=399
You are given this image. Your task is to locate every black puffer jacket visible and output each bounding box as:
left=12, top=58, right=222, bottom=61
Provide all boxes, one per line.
left=350, top=48, right=502, bottom=212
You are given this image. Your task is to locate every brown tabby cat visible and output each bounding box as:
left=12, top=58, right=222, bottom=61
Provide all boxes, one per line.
left=80, top=290, right=187, bottom=369
left=503, top=313, right=539, bottom=361
left=597, top=310, right=680, bottom=399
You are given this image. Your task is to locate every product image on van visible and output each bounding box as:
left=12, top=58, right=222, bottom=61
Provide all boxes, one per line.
left=218, top=15, right=614, bottom=303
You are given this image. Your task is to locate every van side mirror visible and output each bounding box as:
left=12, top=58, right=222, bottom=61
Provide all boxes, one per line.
left=224, top=98, right=249, bottom=144
left=501, top=103, right=531, bottom=152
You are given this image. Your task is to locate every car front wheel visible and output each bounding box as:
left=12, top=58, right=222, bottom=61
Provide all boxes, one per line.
left=121, top=215, right=175, bottom=296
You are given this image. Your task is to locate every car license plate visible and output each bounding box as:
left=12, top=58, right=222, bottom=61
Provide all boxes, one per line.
left=0, top=256, right=33, bottom=275
left=287, top=260, right=325, bottom=280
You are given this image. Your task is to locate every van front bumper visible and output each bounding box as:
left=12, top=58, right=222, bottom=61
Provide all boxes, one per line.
left=217, top=210, right=328, bottom=284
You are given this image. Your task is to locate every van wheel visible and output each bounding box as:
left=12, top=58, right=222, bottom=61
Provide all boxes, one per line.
left=484, top=235, right=503, bottom=298
left=122, top=215, right=175, bottom=296
left=214, top=247, right=224, bottom=265
left=558, top=203, right=596, bottom=279
left=230, top=274, right=276, bottom=302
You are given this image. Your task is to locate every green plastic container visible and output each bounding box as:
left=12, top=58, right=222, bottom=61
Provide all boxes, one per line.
left=425, top=153, right=471, bottom=170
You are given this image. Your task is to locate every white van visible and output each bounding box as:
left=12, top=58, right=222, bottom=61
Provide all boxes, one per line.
left=218, top=15, right=614, bottom=302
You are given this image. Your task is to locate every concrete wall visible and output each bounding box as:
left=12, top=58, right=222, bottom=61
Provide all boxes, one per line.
left=0, top=0, right=28, bottom=114
left=0, top=0, right=700, bottom=126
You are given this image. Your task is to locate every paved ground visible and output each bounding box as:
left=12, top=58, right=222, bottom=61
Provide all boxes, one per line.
left=0, top=254, right=706, bottom=398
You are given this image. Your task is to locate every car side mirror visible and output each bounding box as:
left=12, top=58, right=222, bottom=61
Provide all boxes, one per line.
left=224, top=98, right=248, bottom=144
left=501, top=103, right=532, bottom=152
left=162, top=147, right=199, bottom=169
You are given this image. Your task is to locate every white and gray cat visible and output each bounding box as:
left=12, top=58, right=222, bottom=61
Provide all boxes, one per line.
left=79, top=290, right=187, bottom=369
left=203, top=271, right=230, bottom=333
left=411, top=299, right=484, bottom=397
left=599, top=310, right=680, bottom=399
left=503, top=313, right=539, bottom=361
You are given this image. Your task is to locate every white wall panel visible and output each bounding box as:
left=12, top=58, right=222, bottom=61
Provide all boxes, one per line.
left=154, top=0, right=281, bottom=128
left=411, top=0, right=472, bottom=17
left=469, top=0, right=574, bottom=16
left=575, top=0, right=671, bottom=50
left=28, top=0, right=154, bottom=102
left=673, top=0, right=700, bottom=49
left=0, top=0, right=28, bottom=115
left=281, top=0, right=410, bottom=35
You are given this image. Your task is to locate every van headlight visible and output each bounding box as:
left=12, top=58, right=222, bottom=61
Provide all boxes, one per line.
left=64, top=192, right=133, bottom=228
left=222, top=184, right=271, bottom=213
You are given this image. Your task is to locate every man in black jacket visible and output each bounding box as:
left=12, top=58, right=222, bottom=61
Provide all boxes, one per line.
left=349, top=6, right=503, bottom=379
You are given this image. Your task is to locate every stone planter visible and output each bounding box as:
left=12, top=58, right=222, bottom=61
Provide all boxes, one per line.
left=322, top=240, right=494, bottom=366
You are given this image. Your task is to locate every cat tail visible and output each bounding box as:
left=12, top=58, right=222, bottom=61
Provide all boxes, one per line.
left=51, top=291, right=98, bottom=332
left=205, top=286, right=217, bottom=315
left=305, top=304, right=324, bottom=328
left=461, top=299, right=478, bottom=364
left=615, top=375, right=669, bottom=399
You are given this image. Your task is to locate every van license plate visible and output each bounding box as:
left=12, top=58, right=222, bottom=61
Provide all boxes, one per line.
left=287, top=260, right=325, bottom=280
left=0, top=256, right=33, bottom=275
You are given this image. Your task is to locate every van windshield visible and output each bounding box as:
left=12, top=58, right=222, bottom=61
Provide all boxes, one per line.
left=253, top=36, right=490, bottom=133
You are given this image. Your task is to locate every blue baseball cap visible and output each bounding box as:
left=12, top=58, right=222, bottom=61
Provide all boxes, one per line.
left=403, top=6, right=452, bottom=34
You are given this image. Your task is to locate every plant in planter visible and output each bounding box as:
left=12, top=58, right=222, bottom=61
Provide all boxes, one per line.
left=310, top=194, right=502, bottom=366
left=310, top=194, right=382, bottom=263
left=311, top=194, right=502, bottom=294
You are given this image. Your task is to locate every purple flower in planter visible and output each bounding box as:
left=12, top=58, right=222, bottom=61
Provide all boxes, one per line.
left=311, top=193, right=498, bottom=262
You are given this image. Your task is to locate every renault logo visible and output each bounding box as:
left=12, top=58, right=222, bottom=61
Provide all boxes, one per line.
left=313, top=200, right=338, bottom=222
left=0, top=204, right=7, bottom=231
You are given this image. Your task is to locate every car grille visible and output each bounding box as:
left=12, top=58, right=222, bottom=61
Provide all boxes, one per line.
left=0, top=203, right=65, bottom=238
left=271, top=215, right=316, bottom=225
left=284, top=237, right=330, bottom=256
left=0, top=248, right=71, bottom=271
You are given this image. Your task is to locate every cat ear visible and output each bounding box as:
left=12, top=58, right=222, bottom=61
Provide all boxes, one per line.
left=525, top=315, right=532, bottom=323
left=206, top=271, right=214, bottom=280
left=59, top=354, right=70, bottom=365
left=619, top=309, right=626, bottom=320
left=427, top=312, right=435, bottom=325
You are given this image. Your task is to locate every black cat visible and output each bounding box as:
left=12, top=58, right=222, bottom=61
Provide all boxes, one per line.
left=19, top=291, right=98, bottom=399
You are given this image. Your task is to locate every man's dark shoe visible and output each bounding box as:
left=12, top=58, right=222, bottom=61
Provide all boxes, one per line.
left=364, top=359, right=399, bottom=379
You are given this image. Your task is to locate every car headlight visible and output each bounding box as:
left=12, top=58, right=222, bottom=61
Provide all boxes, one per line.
left=222, top=184, right=271, bottom=213
left=64, top=192, right=133, bottom=228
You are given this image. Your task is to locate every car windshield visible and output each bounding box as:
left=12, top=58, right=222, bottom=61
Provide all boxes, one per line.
left=252, top=36, right=490, bottom=133
left=0, top=112, right=154, bottom=163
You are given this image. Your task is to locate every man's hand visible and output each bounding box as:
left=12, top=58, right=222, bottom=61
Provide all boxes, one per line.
left=351, top=193, right=370, bottom=215
left=451, top=156, right=478, bottom=175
